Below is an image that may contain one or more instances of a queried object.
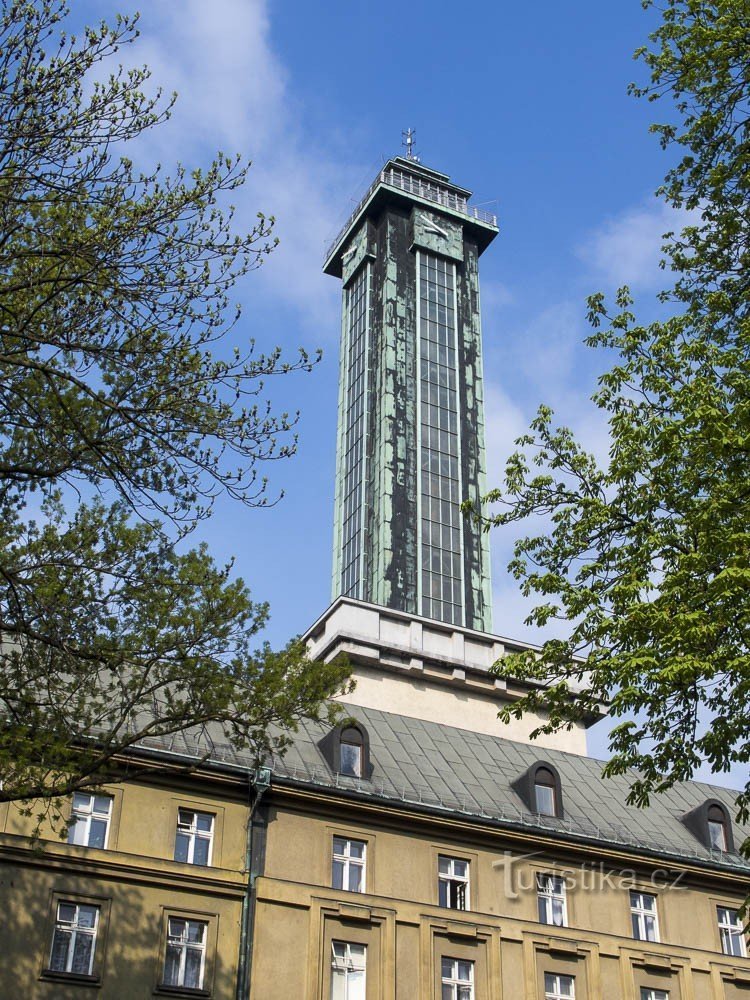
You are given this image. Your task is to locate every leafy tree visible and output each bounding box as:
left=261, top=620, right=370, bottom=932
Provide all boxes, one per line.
left=0, top=0, right=349, bottom=813
left=476, top=0, right=750, bottom=854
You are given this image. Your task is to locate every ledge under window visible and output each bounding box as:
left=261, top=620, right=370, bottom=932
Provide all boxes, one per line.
left=40, top=969, right=101, bottom=988
left=154, top=985, right=211, bottom=999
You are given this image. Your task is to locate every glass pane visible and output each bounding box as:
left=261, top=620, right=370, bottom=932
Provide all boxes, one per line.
left=535, top=783, right=556, bottom=816
left=72, top=792, right=91, bottom=812
left=163, top=943, right=181, bottom=985
left=71, top=933, right=93, bottom=974
left=93, top=795, right=111, bottom=814
left=340, top=743, right=362, bottom=777
left=442, top=987, right=453, bottom=1000
left=169, top=917, right=186, bottom=939
left=196, top=813, right=213, bottom=832
left=348, top=865, right=362, bottom=892
left=174, top=832, right=190, bottom=863
left=349, top=841, right=365, bottom=859
left=453, top=861, right=468, bottom=878
left=708, top=820, right=726, bottom=849
left=441, top=958, right=453, bottom=978
left=333, top=837, right=347, bottom=856
left=332, top=860, right=344, bottom=890
left=78, top=906, right=97, bottom=929
left=438, top=857, right=451, bottom=874
left=187, top=922, right=205, bottom=944
left=89, top=818, right=107, bottom=849
left=49, top=928, right=70, bottom=971
left=631, top=913, right=641, bottom=939
left=457, top=961, right=472, bottom=980
left=552, top=897, right=565, bottom=926
left=68, top=816, right=88, bottom=846
left=458, top=988, right=472, bottom=1000
left=193, top=836, right=210, bottom=866
left=185, top=948, right=203, bottom=988
left=330, top=968, right=347, bottom=1000
left=58, top=903, right=76, bottom=923
left=644, top=914, right=657, bottom=941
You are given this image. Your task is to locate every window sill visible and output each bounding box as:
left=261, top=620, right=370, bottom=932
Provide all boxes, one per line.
left=40, top=970, right=101, bottom=988
left=154, top=986, right=211, bottom=998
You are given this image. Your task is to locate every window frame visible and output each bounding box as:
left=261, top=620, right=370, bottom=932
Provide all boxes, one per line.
left=707, top=804, right=729, bottom=851
left=717, top=905, right=747, bottom=957
left=515, top=761, right=564, bottom=819
left=441, top=956, right=474, bottom=999
left=330, top=939, right=367, bottom=1000
left=41, top=891, right=111, bottom=985
left=174, top=807, right=215, bottom=867
left=319, top=721, right=372, bottom=780
left=438, top=854, right=471, bottom=911
left=155, top=907, right=217, bottom=997
left=630, top=889, right=660, bottom=942
left=67, top=791, right=114, bottom=850
left=640, top=990, right=669, bottom=1000
left=544, top=972, right=576, bottom=999
left=534, top=767, right=558, bottom=817
left=537, top=872, right=568, bottom=927
left=162, top=916, right=208, bottom=992
left=332, top=836, right=367, bottom=893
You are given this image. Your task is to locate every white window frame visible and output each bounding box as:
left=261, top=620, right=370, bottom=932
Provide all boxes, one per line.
left=49, top=901, right=99, bottom=976
left=67, top=792, right=112, bottom=849
left=163, top=917, right=207, bottom=990
left=708, top=817, right=728, bottom=851
left=331, top=940, right=366, bottom=1000
left=332, top=837, right=366, bottom=892
left=640, top=989, right=669, bottom=1000
left=174, top=808, right=214, bottom=866
left=441, top=957, right=474, bottom=999
left=718, top=906, right=747, bottom=957
left=544, top=972, right=576, bottom=999
left=438, top=855, right=470, bottom=910
left=537, top=873, right=567, bottom=927
left=630, top=890, right=660, bottom=942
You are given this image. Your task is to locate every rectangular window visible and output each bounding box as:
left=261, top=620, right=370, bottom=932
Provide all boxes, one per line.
left=438, top=856, right=470, bottom=910
left=332, top=837, right=366, bottom=892
left=441, top=957, right=473, bottom=1000
left=630, top=890, right=659, bottom=942
left=708, top=818, right=727, bottom=850
left=537, top=873, right=567, bottom=927
left=48, top=902, right=99, bottom=976
left=163, top=917, right=207, bottom=990
left=641, top=990, right=669, bottom=1000
left=331, top=940, right=366, bottom=1000
left=544, top=973, right=575, bottom=999
left=418, top=251, right=463, bottom=626
left=67, top=792, right=112, bottom=849
left=718, top=906, right=747, bottom=957
left=174, top=809, right=214, bottom=866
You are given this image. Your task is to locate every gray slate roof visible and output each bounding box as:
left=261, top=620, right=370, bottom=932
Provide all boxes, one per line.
left=270, top=704, right=750, bottom=875
left=136, top=703, right=749, bottom=875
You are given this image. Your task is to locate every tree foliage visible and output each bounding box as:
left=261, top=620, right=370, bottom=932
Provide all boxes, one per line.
left=0, top=0, right=349, bottom=811
left=477, top=0, right=750, bottom=853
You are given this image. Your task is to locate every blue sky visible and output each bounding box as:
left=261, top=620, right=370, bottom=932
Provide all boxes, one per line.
left=78, top=1, right=738, bottom=785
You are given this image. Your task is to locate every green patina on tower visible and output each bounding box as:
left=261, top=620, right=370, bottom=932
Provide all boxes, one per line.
left=325, top=154, right=498, bottom=631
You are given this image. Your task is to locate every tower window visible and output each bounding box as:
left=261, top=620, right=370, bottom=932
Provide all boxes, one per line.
left=438, top=855, right=470, bottom=910
left=707, top=804, right=729, bottom=851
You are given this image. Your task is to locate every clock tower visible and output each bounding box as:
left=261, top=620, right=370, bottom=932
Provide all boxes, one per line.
left=325, top=154, right=498, bottom=630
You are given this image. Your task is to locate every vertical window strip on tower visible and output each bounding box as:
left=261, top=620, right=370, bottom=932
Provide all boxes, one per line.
left=418, top=252, right=464, bottom=625
left=340, top=263, right=370, bottom=599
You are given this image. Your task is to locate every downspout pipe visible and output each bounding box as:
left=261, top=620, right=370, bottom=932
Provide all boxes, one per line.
left=236, top=766, right=271, bottom=1000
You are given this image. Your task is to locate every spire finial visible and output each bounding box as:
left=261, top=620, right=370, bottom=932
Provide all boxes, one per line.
left=401, top=127, right=420, bottom=162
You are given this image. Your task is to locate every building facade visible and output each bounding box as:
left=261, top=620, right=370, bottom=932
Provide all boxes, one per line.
left=0, top=153, right=748, bottom=999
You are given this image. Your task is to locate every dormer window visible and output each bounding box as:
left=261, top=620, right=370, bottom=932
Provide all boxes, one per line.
left=534, top=767, right=557, bottom=817
left=707, top=804, right=729, bottom=851
left=340, top=727, right=363, bottom=778
left=513, top=761, right=564, bottom=819
left=318, top=721, right=373, bottom=780
left=682, top=798, right=734, bottom=853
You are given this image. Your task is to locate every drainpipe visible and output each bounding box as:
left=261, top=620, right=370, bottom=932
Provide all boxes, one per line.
left=236, top=766, right=271, bottom=1000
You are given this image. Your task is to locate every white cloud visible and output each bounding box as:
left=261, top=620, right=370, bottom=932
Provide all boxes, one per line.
left=109, top=0, right=364, bottom=334
left=577, top=198, right=699, bottom=291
